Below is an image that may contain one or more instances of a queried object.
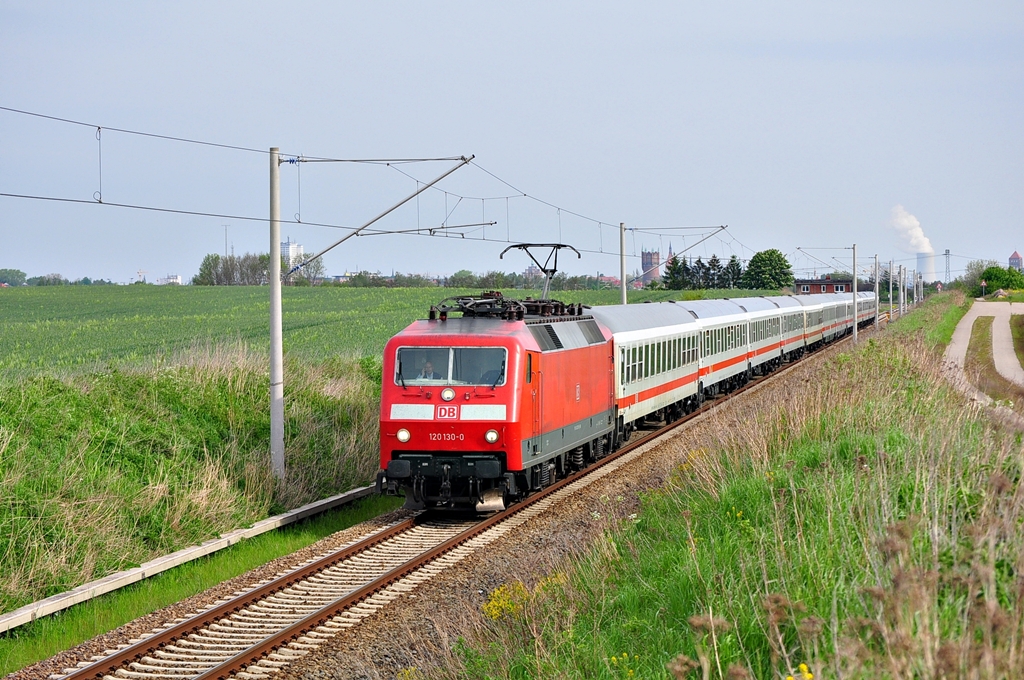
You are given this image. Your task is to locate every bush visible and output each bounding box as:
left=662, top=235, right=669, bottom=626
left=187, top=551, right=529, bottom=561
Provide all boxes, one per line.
left=976, top=266, right=1024, bottom=295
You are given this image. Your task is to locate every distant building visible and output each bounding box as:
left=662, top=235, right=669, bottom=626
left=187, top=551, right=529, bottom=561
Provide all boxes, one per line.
left=156, top=274, right=182, bottom=286
left=641, top=250, right=660, bottom=285
left=1010, top=251, right=1022, bottom=272
left=793, top=274, right=872, bottom=295
left=282, top=238, right=304, bottom=266
left=598, top=275, right=620, bottom=288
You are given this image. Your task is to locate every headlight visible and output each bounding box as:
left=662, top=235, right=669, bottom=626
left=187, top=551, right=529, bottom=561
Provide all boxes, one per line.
left=441, top=387, right=456, bottom=402
left=484, top=429, right=499, bottom=444
left=396, top=428, right=411, bottom=443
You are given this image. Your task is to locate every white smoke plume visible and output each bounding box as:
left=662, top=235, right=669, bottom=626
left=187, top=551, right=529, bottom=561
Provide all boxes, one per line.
left=890, top=204, right=933, bottom=254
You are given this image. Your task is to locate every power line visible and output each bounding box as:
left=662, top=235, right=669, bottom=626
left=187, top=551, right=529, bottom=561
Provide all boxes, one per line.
left=0, top=105, right=462, bottom=163
left=389, top=160, right=736, bottom=261
left=1, top=105, right=268, bottom=155
left=3, top=105, right=744, bottom=267
left=0, top=190, right=653, bottom=260
left=469, top=161, right=620, bottom=230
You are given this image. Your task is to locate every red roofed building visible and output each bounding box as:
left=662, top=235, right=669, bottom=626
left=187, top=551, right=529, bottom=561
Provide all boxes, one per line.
left=1010, top=251, right=1022, bottom=272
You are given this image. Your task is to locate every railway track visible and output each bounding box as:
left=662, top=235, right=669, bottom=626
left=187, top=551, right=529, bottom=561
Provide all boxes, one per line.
left=52, top=330, right=863, bottom=680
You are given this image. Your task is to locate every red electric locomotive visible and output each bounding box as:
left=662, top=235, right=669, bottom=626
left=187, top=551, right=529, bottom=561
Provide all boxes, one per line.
left=376, top=292, right=615, bottom=511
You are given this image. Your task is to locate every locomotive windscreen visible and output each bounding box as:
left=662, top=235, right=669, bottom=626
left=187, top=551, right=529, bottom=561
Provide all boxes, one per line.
left=395, top=347, right=507, bottom=386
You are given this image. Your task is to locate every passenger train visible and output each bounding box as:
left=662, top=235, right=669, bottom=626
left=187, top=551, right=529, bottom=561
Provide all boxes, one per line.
left=376, top=291, right=876, bottom=511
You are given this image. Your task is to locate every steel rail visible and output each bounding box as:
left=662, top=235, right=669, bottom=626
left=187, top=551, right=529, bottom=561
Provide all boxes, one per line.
left=60, top=517, right=418, bottom=680
left=60, top=325, right=867, bottom=680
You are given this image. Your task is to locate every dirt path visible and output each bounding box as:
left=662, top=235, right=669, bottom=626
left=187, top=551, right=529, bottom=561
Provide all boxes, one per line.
left=944, top=301, right=1024, bottom=389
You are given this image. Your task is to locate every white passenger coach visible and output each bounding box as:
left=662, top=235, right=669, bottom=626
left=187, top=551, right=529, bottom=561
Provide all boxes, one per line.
left=589, top=292, right=875, bottom=436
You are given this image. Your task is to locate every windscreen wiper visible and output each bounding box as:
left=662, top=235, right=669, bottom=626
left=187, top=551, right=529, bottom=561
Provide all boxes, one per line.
left=491, top=359, right=505, bottom=388
left=397, top=357, right=407, bottom=389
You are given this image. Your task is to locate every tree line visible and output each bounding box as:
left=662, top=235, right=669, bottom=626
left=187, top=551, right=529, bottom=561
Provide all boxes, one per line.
left=0, top=269, right=114, bottom=286
left=956, top=260, right=1024, bottom=296
left=192, top=253, right=326, bottom=286
left=662, top=249, right=794, bottom=290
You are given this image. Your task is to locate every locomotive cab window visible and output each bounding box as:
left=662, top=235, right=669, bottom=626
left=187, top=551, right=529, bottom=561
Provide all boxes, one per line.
left=396, top=347, right=507, bottom=386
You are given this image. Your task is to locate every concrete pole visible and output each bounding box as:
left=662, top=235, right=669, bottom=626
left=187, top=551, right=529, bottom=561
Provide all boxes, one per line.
left=889, top=259, right=893, bottom=320
left=619, top=222, right=627, bottom=305
left=852, top=243, right=857, bottom=344
left=269, top=148, right=285, bottom=480
left=911, top=269, right=916, bottom=306
left=898, top=265, right=904, bottom=315
left=874, top=254, right=879, bottom=330
left=897, top=264, right=905, bottom=315
left=903, top=267, right=908, bottom=313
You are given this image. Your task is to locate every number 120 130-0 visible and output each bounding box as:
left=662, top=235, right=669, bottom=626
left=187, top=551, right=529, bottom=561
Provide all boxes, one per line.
left=429, top=432, right=465, bottom=441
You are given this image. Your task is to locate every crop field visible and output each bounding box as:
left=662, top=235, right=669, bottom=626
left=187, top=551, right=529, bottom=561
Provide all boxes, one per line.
left=0, top=286, right=768, bottom=379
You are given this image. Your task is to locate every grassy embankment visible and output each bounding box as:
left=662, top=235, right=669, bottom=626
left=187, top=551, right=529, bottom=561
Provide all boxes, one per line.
left=453, top=291, right=1024, bottom=679
left=0, top=287, right=772, bottom=630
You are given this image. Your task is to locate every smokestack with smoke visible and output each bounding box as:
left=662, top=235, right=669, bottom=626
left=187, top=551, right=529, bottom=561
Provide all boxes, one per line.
left=890, top=205, right=936, bottom=282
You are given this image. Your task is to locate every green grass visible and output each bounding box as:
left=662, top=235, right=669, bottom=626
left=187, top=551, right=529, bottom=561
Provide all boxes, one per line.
left=0, top=494, right=401, bottom=675
left=1012, top=315, right=1024, bottom=370
left=886, top=290, right=971, bottom=349
left=454, top=293, right=1023, bottom=678
left=0, top=351, right=382, bottom=615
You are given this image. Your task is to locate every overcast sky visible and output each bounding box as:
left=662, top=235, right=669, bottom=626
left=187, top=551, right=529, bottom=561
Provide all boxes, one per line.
left=1, top=1, right=1021, bottom=283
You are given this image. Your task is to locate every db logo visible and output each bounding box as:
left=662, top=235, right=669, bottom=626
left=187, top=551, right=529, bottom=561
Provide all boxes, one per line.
left=436, top=405, right=458, bottom=419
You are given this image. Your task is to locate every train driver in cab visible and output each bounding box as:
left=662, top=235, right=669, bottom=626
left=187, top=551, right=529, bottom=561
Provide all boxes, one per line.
left=418, top=361, right=441, bottom=380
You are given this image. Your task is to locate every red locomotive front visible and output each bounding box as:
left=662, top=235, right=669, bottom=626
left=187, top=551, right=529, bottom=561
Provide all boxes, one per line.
left=376, top=293, right=616, bottom=511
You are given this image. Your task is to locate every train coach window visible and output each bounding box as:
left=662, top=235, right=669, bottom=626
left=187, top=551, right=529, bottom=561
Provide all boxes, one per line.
left=396, top=348, right=450, bottom=383
left=395, top=347, right=507, bottom=386
left=527, top=353, right=533, bottom=383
